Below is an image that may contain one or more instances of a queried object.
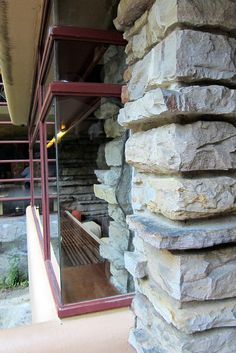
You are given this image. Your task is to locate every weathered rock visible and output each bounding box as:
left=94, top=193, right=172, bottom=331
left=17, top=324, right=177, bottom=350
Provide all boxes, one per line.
left=130, top=306, right=236, bottom=353
left=110, top=263, right=129, bottom=290
left=128, top=214, right=236, bottom=250
left=95, top=168, right=121, bottom=186
left=141, top=242, right=236, bottom=302
left=104, top=117, right=125, bottom=138
left=124, top=251, right=147, bottom=279
left=94, top=98, right=121, bottom=120
left=118, top=86, right=236, bottom=129
left=133, top=174, right=236, bottom=220
left=125, top=121, right=236, bottom=174
left=94, top=184, right=117, bottom=204
left=108, top=204, right=126, bottom=224
left=128, top=29, right=236, bottom=100
left=99, top=238, right=124, bottom=269
left=109, top=221, right=130, bottom=252
left=103, top=45, right=126, bottom=84
left=114, top=0, right=154, bottom=31
left=124, top=0, right=236, bottom=63
left=105, top=137, right=124, bottom=167
left=96, top=143, right=108, bottom=169
left=0, top=216, right=26, bottom=242
left=135, top=279, right=236, bottom=334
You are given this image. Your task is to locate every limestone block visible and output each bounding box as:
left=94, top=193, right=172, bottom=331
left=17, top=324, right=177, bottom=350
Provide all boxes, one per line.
left=114, top=0, right=154, bottom=30
left=118, top=86, right=236, bottom=129
left=95, top=168, right=121, bottom=186
left=110, top=263, right=129, bottom=289
left=99, top=238, right=124, bottom=269
left=109, top=221, right=130, bottom=252
left=105, top=138, right=124, bottom=167
left=142, top=242, right=236, bottom=302
left=104, top=117, right=125, bottom=138
left=124, top=251, right=147, bottom=279
left=133, top=174, right=236, bottom=220
left=103, top=45, right=126, bottom=84
left=128, top=214, right=236, bottom=250
left=94, top=184, right=117, bottom=204
left=94, top=98, right=121, bottom=120
left=131, top=308, right=236, bottom=353
left=128, top=29, right=236, bottom=100
left=108, top=204, right=126, bottom=224
left=133, top=289, right=236, bottom=334
left=124, top=0, right=236, bottom=63
left=125, top=121, right=236, bottom=174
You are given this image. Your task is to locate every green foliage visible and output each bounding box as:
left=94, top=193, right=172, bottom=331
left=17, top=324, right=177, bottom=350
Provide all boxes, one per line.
left=0, top=256, right=28, bottom=290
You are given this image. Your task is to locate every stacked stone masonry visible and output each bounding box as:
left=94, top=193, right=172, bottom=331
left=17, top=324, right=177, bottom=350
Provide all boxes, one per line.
left=93, top=46, right=133, bottom=293
left=114, top=0, right=236, bottom=352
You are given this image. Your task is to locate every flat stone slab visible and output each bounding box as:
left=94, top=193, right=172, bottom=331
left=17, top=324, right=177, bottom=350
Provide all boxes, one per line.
left=128, top=29, right=236, bottom=100
left=139, top=242, right=236, bottom=302
left=94, top=184, right=117, bottom=204
left=132, top=174, right=236, bottom=220
left=119, top=86, right=236, bottom=129
left=128, top=214, right=236, bottom=250
left=130, top=293, right=236, bottom=351
left=125, top=121, right=236, bottom=174
left=124, top=0, right=236, bottom=63
left=133, top=289, right=236, bottom=334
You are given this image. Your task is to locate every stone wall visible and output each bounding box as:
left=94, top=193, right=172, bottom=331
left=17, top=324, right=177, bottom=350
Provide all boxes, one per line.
left=115, top=0, right=236, bottom=352
left=94, top=46, right=134, bottom=293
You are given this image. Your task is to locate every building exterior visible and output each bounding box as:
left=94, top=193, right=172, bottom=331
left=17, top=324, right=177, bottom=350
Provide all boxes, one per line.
left=1, top=1, right=236, bottom=352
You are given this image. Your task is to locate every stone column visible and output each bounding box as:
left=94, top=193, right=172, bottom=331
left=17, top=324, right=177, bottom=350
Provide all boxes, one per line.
left=115, top=0, right=236, bottom=352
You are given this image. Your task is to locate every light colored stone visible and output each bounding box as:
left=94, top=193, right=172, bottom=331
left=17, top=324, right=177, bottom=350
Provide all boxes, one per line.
left=94, top=98, right=121, bottom=120
left=82, top=221, right=101, bottom=238
left=133, top=174, right=236, bottom=220
left=94, top=184, right=117, bottom=204
left=128, top=214, right=236, bottom=250
left=126, top=121, right=236, bottom=174
left=124, top=251, right=147, bottom=279
left=131, top=305, right=236, bottom=353
left=99, top=238, right=124, bottom=269
left=103, top=45, right=126, bottom=84
left=128, top=29, right=236, bottom=100
left=105, top=137, right=124, bottom=167
left=119, top=86, right=236, bottom=129
left=104, top=117, right=125, bottom=138
left=95, top=168, right=121, bottom=186
left=109, top=221, right=130, bottom=252
left=132, top=289, right=236, bottom=335
left=142, top=242, right=236, bottom=302
left=114, top=0, right=154, bottom=30
left=108, top=204, right=126, bottom=224
left=110, top=263, right=129, bottom=290
left=124, top=0, right=236, bottom=63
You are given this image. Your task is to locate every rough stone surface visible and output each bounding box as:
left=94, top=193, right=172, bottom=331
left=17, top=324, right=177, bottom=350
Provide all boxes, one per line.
left=132, top=290, right=236, bottom=335
left=128, top=29, right=236, bottom=100
left=119, top=86, right=236, bottom=129
left=128, top=214, right=236, bottom=250
left=109, top=221, right=129, bottom=252
left=114, top=0, right=154, bottom=30
left=105, top=137, right=124, bottom=167
left=124, top=0, right=236, bottom=63
left=110, top=263, right=129, bottom=290
left=133, top=174, right=236, bottom=220
left=94, top=98, right=121, bottom=120
left=95, top=168, right=121, bottom=186
left=108, top=204, right=126, bottom=224
left=0, top=288, right=31, bottom=329
left=103, top=45, right=126, bottom=84
left=124, top=251, right=147, bottom=279
left=99, top=238, right=124, bottom=269
left=142, top=242, right=236, bottom=302
left=126, top=121, right=236, bottom=174
left=94, top=184, right=117, bottom=204
left=104, top=117, right=125, bottom=138
left=130, top=305, right=236, bottom=353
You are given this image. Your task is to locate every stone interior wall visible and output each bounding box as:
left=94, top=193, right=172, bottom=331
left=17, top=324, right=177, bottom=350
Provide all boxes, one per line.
left=114, top=0, right=236, bottom=352
left=93, top=45, right=134, bottom=293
